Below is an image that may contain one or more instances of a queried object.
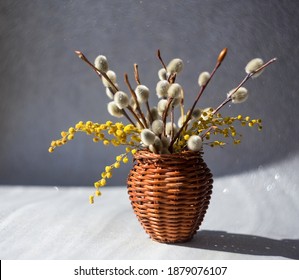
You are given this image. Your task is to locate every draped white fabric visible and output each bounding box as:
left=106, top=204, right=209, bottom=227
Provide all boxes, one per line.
left=1, top=155, right=298, bottom=260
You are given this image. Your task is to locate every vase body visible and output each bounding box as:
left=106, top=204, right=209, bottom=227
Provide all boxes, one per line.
left=127, top=150, right=213, bottom=243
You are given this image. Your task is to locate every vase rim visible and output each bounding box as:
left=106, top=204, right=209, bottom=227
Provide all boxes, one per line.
left=133, top=149, right=204, bottom=160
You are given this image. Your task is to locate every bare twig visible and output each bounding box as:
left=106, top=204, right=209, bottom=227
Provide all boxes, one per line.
left=157, top=49, right=167, bottom=71
left=145, top=101, right=154, bottom=125
left=200, top=125, right=218, bottom=139
left=134, top=64, right=141, bottom=85
left=170, top=107, right=175, bottom=143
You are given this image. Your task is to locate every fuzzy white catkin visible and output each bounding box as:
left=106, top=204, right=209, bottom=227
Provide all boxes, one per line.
left=135, top=119, right=144, bottom=130
left=149, top=136, right=163, bottom=153
left=171, top=97, right=181, bottom=107
left=151, top=120, right=164, bottom=135
left=161, top=148, right=170, bottom=154
left=149, top=145, right=157, bottom=153
left=148, top=107, right=159, bottom=121
left=161, top=135, right=170, bottom=148
left=167, top=58, right=184, bottom=74
left=102, top=70, right=117, bottom=87
left=140, top=129, right=156, bottom=146
left=187, top=135, right=203, bottom=151
left=192, top=108, right=202, bottom=119
left=106, top=87, right=114, bottom=99
left=245, top=58, right=264, bottom=78
left=135, top=85, right=150, bottom=103
left=94, top=55, right=109, bottom=73
left=157, top=99, right=168, bottom=116
left=198, top=71, right=210, bottom=87
left=178, top=115, right=187, bottom=128
left=154, top=136, right=162, bottom=147
left=155, top=137, right=163, bottom=150
left=105, top=83, right=118, bottom=99
left=156, top=80, right=170, bottom=98
left=167, top=83, right=182, bottom=99
left=114, top=91, right=129, bottom=109
left=178, top=116, right=195, bottom=128
left=107, top=101, right=123, bottom=118
left=165, top=122, right=177, bottom=136
left=229, top=87, right=248, bottom=104
left=158, top=68, right=167, bottom=81
left=130, top=97, right=137, bottom=111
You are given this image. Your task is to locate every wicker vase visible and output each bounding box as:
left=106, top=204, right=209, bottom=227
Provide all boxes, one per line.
left=127, top=150, right=213, bottom=243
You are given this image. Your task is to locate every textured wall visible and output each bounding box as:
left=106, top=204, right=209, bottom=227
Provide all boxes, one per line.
left=0, top=0, right=298, bottom=186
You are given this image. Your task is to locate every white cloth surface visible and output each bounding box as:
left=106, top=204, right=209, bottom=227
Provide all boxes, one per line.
left=0, top=155, right=299, bottom=260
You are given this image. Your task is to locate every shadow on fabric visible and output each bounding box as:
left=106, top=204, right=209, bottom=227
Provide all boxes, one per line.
left=175, top=230, right=299, bottom=260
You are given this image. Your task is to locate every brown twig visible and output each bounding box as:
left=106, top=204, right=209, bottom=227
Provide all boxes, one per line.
left=162, top=97, right=174, bottom=136
left=134, top=64, right=153, bottom=124
left=145, top=101, right=154, bottom=125
left=168, top=48, right=228, bottom=150
left=170, top=107, right=175, bottom=143
left=168, top=72, right=176, bottom=84
left=212, top=57, right=277, bottom=115
left=200, top=126, right=218, bottom=139
left=180, top=88, right=185, bottom=128
left=121, top=110, right=137, bottom=126
left=127, top=106, right=146, bottom=128
left=134, top=64, right=141, bottom=85
left=124, top=73, right=148, bottom=128
left=157, top=49, right=167, bottom=71
left=169, top=56, right=223, bottom=150
left=75, top=51, right=138, bottom=126
left=75, top=51, right=118, bottom=93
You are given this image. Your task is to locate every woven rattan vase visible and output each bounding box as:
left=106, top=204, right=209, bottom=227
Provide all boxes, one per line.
left=127, top=150, right=213, bottom=243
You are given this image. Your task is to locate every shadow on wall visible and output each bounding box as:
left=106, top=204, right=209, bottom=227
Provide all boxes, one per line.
left=175, top=230, right=299, bottom=260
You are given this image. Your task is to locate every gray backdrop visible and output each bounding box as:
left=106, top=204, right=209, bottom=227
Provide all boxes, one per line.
left=0, top=0, right=298, bottom=186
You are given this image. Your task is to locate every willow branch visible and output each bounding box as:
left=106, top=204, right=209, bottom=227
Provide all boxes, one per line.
left=157, top=49, right=167, bottom=71
left=75, top=51, right=138, bottom=126
left=162, top=97, right=174, bottom=136
left=169, top=61, right=222, bottom=150
left=212, top=57, right=277, bottom=115
left=75, top=51, right=119, bottom=93
left=134, top=64, right=141, bottom=85
left=124, top=73, right=148, bottom=128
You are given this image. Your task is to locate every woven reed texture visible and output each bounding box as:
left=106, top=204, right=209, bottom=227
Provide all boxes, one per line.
left=127, top=150, right=213, bottom=243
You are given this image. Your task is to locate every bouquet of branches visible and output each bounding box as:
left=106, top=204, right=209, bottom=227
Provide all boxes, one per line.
left=49, top=48, right=276, bottom=203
